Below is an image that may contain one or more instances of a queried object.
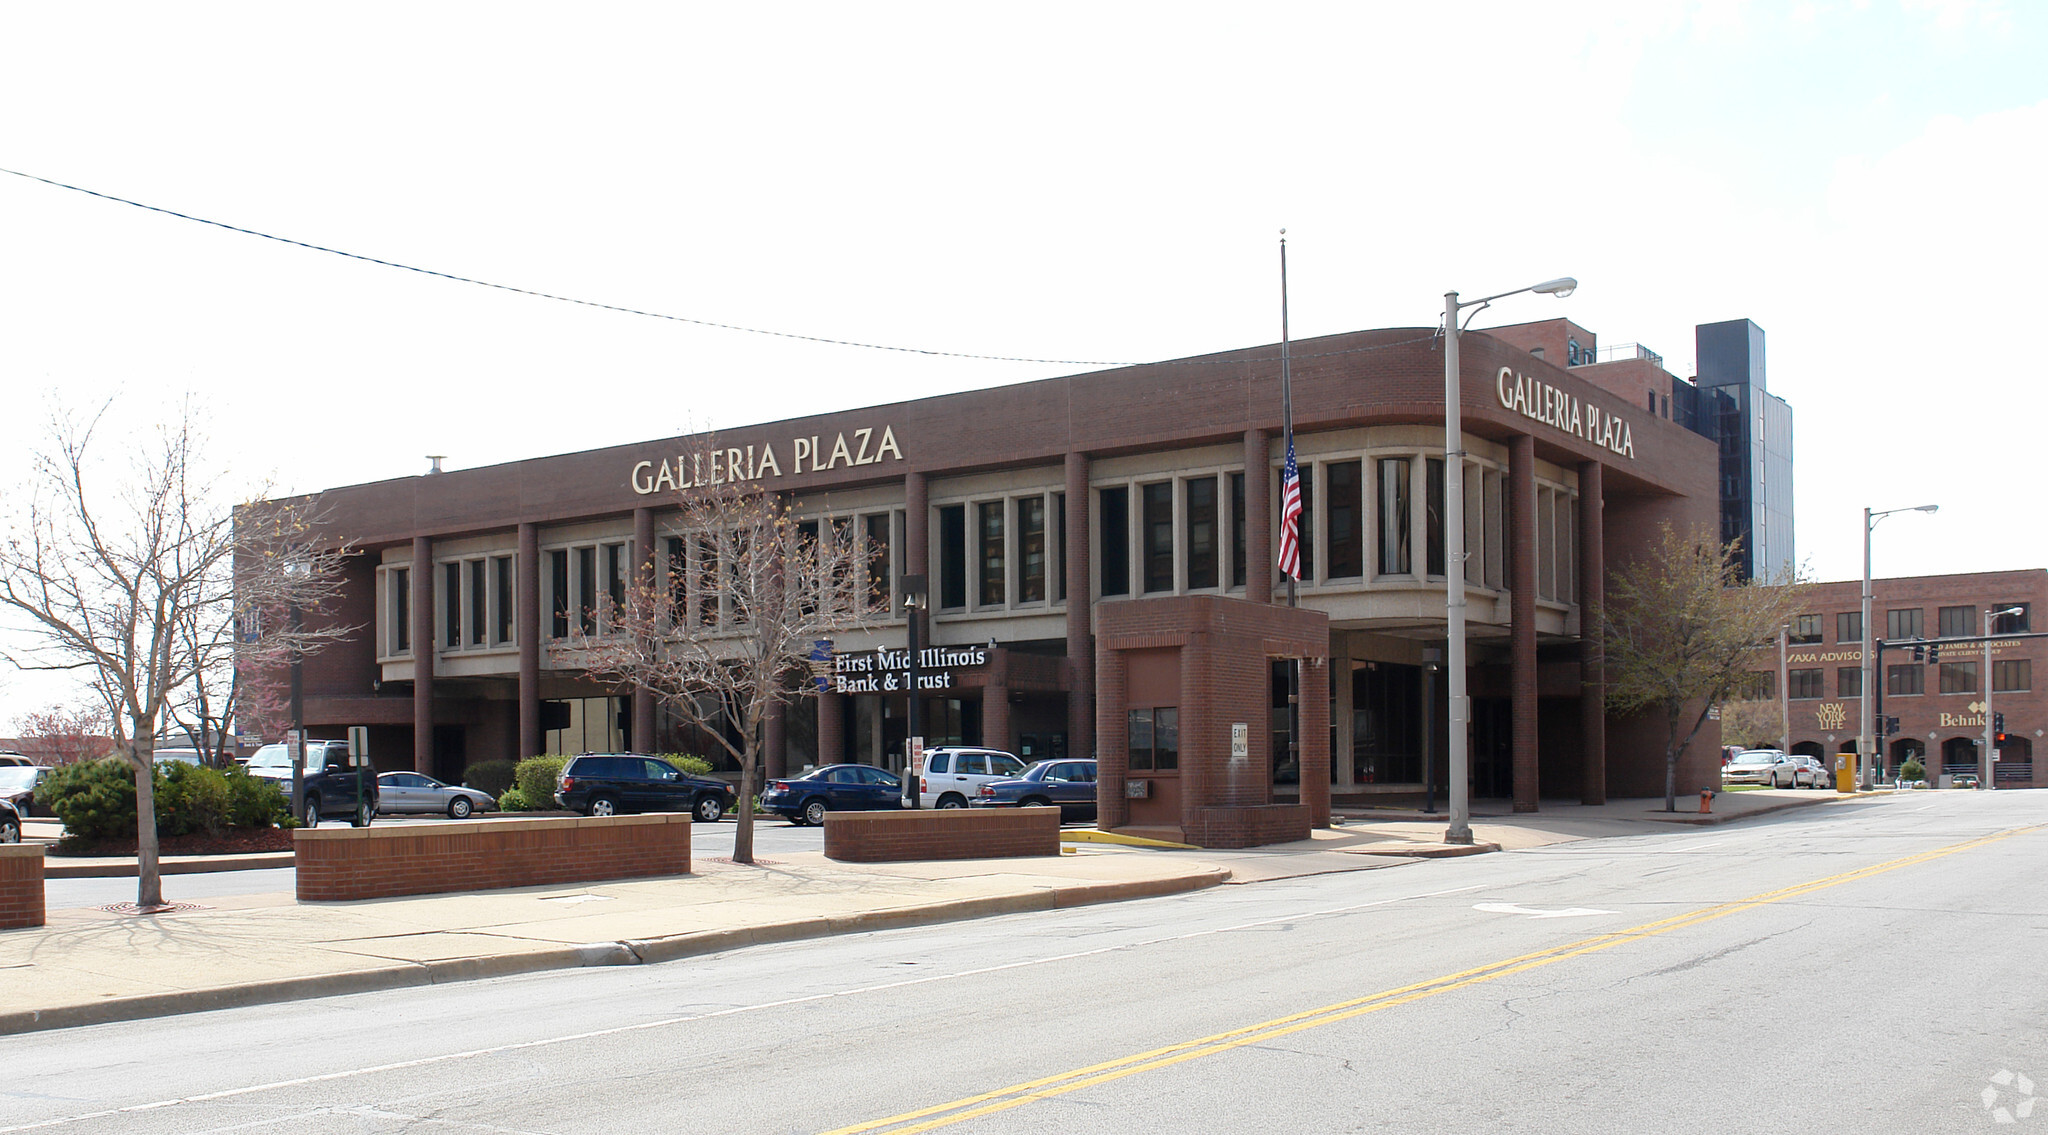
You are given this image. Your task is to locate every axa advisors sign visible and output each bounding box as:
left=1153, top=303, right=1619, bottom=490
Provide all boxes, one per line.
left=1496, top=368, right=1636, bottom=459
left=806, top=641, right=989, bottom=695
left=630, top=425, right=904, bottom=495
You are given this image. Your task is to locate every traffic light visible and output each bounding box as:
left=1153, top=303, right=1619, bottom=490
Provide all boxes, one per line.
left=1928, top=644, right=1942, bottom=665
left=1995, top=712, right=2007, bottom=744
left=1886, top=715, right=1902, bottom=736
left=1911, top=644, right=1925, bottom=662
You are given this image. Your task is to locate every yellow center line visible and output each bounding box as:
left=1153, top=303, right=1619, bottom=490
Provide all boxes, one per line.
left=819, top=823, right=2038, bottom=1135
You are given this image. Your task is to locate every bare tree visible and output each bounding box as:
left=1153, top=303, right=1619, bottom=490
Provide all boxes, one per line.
left=1603, top=524, right=1810, bottom=811
left=0, top=401, right=351, bottom=907
left=563, top=479, right=882, bottom=864
left=9, top=702, right=114, bottom=765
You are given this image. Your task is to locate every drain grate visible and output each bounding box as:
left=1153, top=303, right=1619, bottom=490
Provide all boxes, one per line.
left=98, top=902, right=207, bottom=915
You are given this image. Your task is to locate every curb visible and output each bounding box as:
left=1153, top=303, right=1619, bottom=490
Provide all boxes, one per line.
left=0, top=869, right=1230, bottom=1037
left=1352, top=841, right=1500, bottom=858
left=1059, top=830, right=1198, bottom=850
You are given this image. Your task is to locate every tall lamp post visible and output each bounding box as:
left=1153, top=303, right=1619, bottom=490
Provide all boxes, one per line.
left=1982, top=605, right=2023, bottom=791
left=1859, top=504, right=1937, bottom=789
left=899, top=574, right=927, bottom=809
left=1442, top=277, right=1577, bottom=844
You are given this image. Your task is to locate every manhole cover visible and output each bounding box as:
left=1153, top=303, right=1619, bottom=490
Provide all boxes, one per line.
left=98, top=902, right=206, bottom=915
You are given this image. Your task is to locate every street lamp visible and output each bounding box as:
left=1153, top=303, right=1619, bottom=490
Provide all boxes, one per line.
left=1859, top=504, right=1937, bottom=789
left=1442, top=276, right=1577, bottom=844
left=1982, top=605, right=2023, bottom=791
left=899, top=574, right=928, bottom=809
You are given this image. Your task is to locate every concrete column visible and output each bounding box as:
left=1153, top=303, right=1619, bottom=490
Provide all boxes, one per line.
left=1510, top=435, right=1539, bottom=813
left=1578, top=461, right=1606, bottom=805
left=817, top=691, right=845, bottom=765
left=1301, top=654, right=1332, bottom=828
left=1244, top=429, right=1272, bottom=602
left=411, top=536, right=435, bottom=774
left=518, top=523, right=539, bottom=761
left=632, top=507, right=655, bottom=754
left=1064, top=452, right=1094, bottom=760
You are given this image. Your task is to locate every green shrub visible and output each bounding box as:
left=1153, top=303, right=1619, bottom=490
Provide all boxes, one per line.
left=1900, top=758, right=1926, bottom=783
left=498, top=786, right=532, bottom=812
left=656, top=754, right=713, bottom=776
left=463, top=759, right=518, bottom=798
left=38, top=758, right=136, bottom=842
left=157, top=762, right=233, bottom=837
left=223, top=765, right=290, bottom=829
left=513, top=756, right=566, bottom=811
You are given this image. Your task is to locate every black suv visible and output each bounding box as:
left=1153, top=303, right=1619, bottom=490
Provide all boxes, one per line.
left=245, top=740, right=379, bottom=827
left=554, top=754, right=735, bottom=822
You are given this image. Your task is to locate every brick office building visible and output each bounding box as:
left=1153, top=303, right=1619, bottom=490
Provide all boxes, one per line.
left=1754, top=570, right=2047, bottom=788
left=267, top=319, right=1731, bottom=846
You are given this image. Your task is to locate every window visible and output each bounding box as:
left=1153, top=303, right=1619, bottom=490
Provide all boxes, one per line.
left=392, top=567, right=411, bottom=653
left=1887, top=608, right=1923, bottom=640
left=1939, top=661, right=1979, bottom=694
left=1185, top=476, right=1218, bottom=589
left=1837, top=612, right=1862, bottom=644
left=1325, top=461, right=1361, bottom=579
left=1887, top=664, right=1924, bottom=696
left=693, top=534, right=717, bottom=628
left=1055, top=493, right=1067, bottom=602
left=1019, top=495, right=1047, bottom=602
left=865, top=513, right=892, bottom=613
left=576, top=546, right=597, bottom=634
left=1142, top=482, right=1173, bottom=593
left=1788, top=668, right=1824, bottom=699
left=1295, top=464, right=1314, bottom=581
left=1788, top=614, right=1822, bottom=645
left=1099, top=487, right=1128, bottom=597
left=467, top=560, right=486, bottom=647
left=1938, top=605, right=1974, bottom=639
left=978, top=501, right=1006, bottom=607
left=549, top=550, right=569, bottom=638
left=1994, top=604, right=2031, bottom=634
left=494, top=556, right=513, bottom=644
left=938, top=504, right=967, bottom=609
left=1743, top=671, right=1775, bottom=700
left=1425, top=458, right=1446, bottom=577
left=1230, top=472, right=1246, bottom=589
left=606, top=543, right=628, bottom=624
left=1377, top=457, right=1410, bottom=575
left=444, top=562, right=462, bottom=648
left=1127, top=706, right=1179, bottom=772
left=1994, top=659, right=2032, bottom=692
left=1838, top=667, right=1862, bottom=698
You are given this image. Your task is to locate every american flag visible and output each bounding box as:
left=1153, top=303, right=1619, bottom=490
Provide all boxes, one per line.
left=1277, top=437, right=1302, bottom=580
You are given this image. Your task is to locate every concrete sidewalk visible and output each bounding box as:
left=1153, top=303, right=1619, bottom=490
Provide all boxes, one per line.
left=1, top=789, right=1850, bottom=1035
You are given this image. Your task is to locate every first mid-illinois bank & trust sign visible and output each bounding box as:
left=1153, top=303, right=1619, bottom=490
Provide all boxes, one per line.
left=628, top=425, right=905, bottom=494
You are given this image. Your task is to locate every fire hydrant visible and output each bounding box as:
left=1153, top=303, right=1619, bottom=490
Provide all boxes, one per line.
left=1698, top=789, right=1713, bottom=815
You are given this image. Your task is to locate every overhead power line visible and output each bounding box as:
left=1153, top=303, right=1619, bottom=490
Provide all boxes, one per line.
left=1, top=165, right=1437, bottom=371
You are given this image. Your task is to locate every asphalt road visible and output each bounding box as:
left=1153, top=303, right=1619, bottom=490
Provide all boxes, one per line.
left=7, top=792, right=2044, bottom=1134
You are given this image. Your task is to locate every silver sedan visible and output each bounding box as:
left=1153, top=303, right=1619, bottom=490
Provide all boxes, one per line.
left=376, top=771, right=496, bottom=819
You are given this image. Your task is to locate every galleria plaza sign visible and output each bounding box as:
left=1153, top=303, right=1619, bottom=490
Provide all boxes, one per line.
left=630, top=426, right=904, bottom=494
left=807, top=642, right=990, bottom=695
left=1496, top=367, right=1636, bottom=459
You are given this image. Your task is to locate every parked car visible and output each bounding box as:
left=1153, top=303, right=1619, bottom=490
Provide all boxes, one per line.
left=1721, top=749, right=1799, bottom=788
left=553, top=753, right=736, bottom=821
left=153, top=748, right=205, bottom=767
left=917, top=747, right=1027, bottom=808
left=0, top=766, right=51, bottom=817
left=0, top=799, right=18, bottom=843
left=971, top=759, right=1099, bottom=822
left=763, top=764, right=903, bottom=825
left=244, top=739, right=378, bottom=827
left=1790, top=756, right=1830, bottom=789
left=1952, top=772, right=1981, bottom=788
left=377, top=771, right=496, bottom=819
left=0, top=752, right=34, bottom=767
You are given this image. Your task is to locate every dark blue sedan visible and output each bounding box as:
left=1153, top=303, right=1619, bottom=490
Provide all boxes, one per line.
left=763, top=764, right=903, bottom=825
left=970, top=759, right=1098, bottom=822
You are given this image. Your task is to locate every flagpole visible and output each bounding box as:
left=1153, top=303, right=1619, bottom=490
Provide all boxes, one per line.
left=1279, top=230, right=1295, bottom=609
left=1279, top=231, right=1300, bottom=806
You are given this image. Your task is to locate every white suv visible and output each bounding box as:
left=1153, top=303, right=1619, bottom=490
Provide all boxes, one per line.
left=918, top=747, right=1026, bottom=808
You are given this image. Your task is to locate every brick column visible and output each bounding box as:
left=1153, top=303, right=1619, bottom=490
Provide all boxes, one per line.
left=411, top=536, right=434, bottom=773
left=1301, top=655, right=1332, bottom=828
left=1178, top=632, right=1210, bottom=833
left=1245, top=429, right=1272, bottom=603
left=518, top=522, right=540, bottom=761
left=1065, top=452, right=1094, bottom=760
left=817, top=691, right=845, bottom=765
left=983, top=648, right=1011, bottom=753
left=764, top=700, right=786, bottom=780
left=1510, top=435, right=1539, bottom=813
left=1096, top=647, right=1128, bottom=828
left=632, top=507, right=655, bottom=754
left=905, top=470, right=928, bottom=584
left=1578, top=461, right=1606, bottom=805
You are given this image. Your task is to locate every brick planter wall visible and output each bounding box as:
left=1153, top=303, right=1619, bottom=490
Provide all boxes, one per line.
left=295, top=814, right=691, bottom=902
left=0, top=844, right=44, bottom=929
left=823, top=808, right=1060, bottom=862
left=1183, top=804, right=1310, bottom=849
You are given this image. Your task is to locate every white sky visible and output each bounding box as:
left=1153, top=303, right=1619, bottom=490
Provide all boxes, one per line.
left=2, top=0, right=2042, bottom=725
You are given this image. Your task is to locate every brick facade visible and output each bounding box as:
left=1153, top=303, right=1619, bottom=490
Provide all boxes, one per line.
left=0, top=845, right=44, bottom=930
left=294, top=813, right=691, bottom=902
